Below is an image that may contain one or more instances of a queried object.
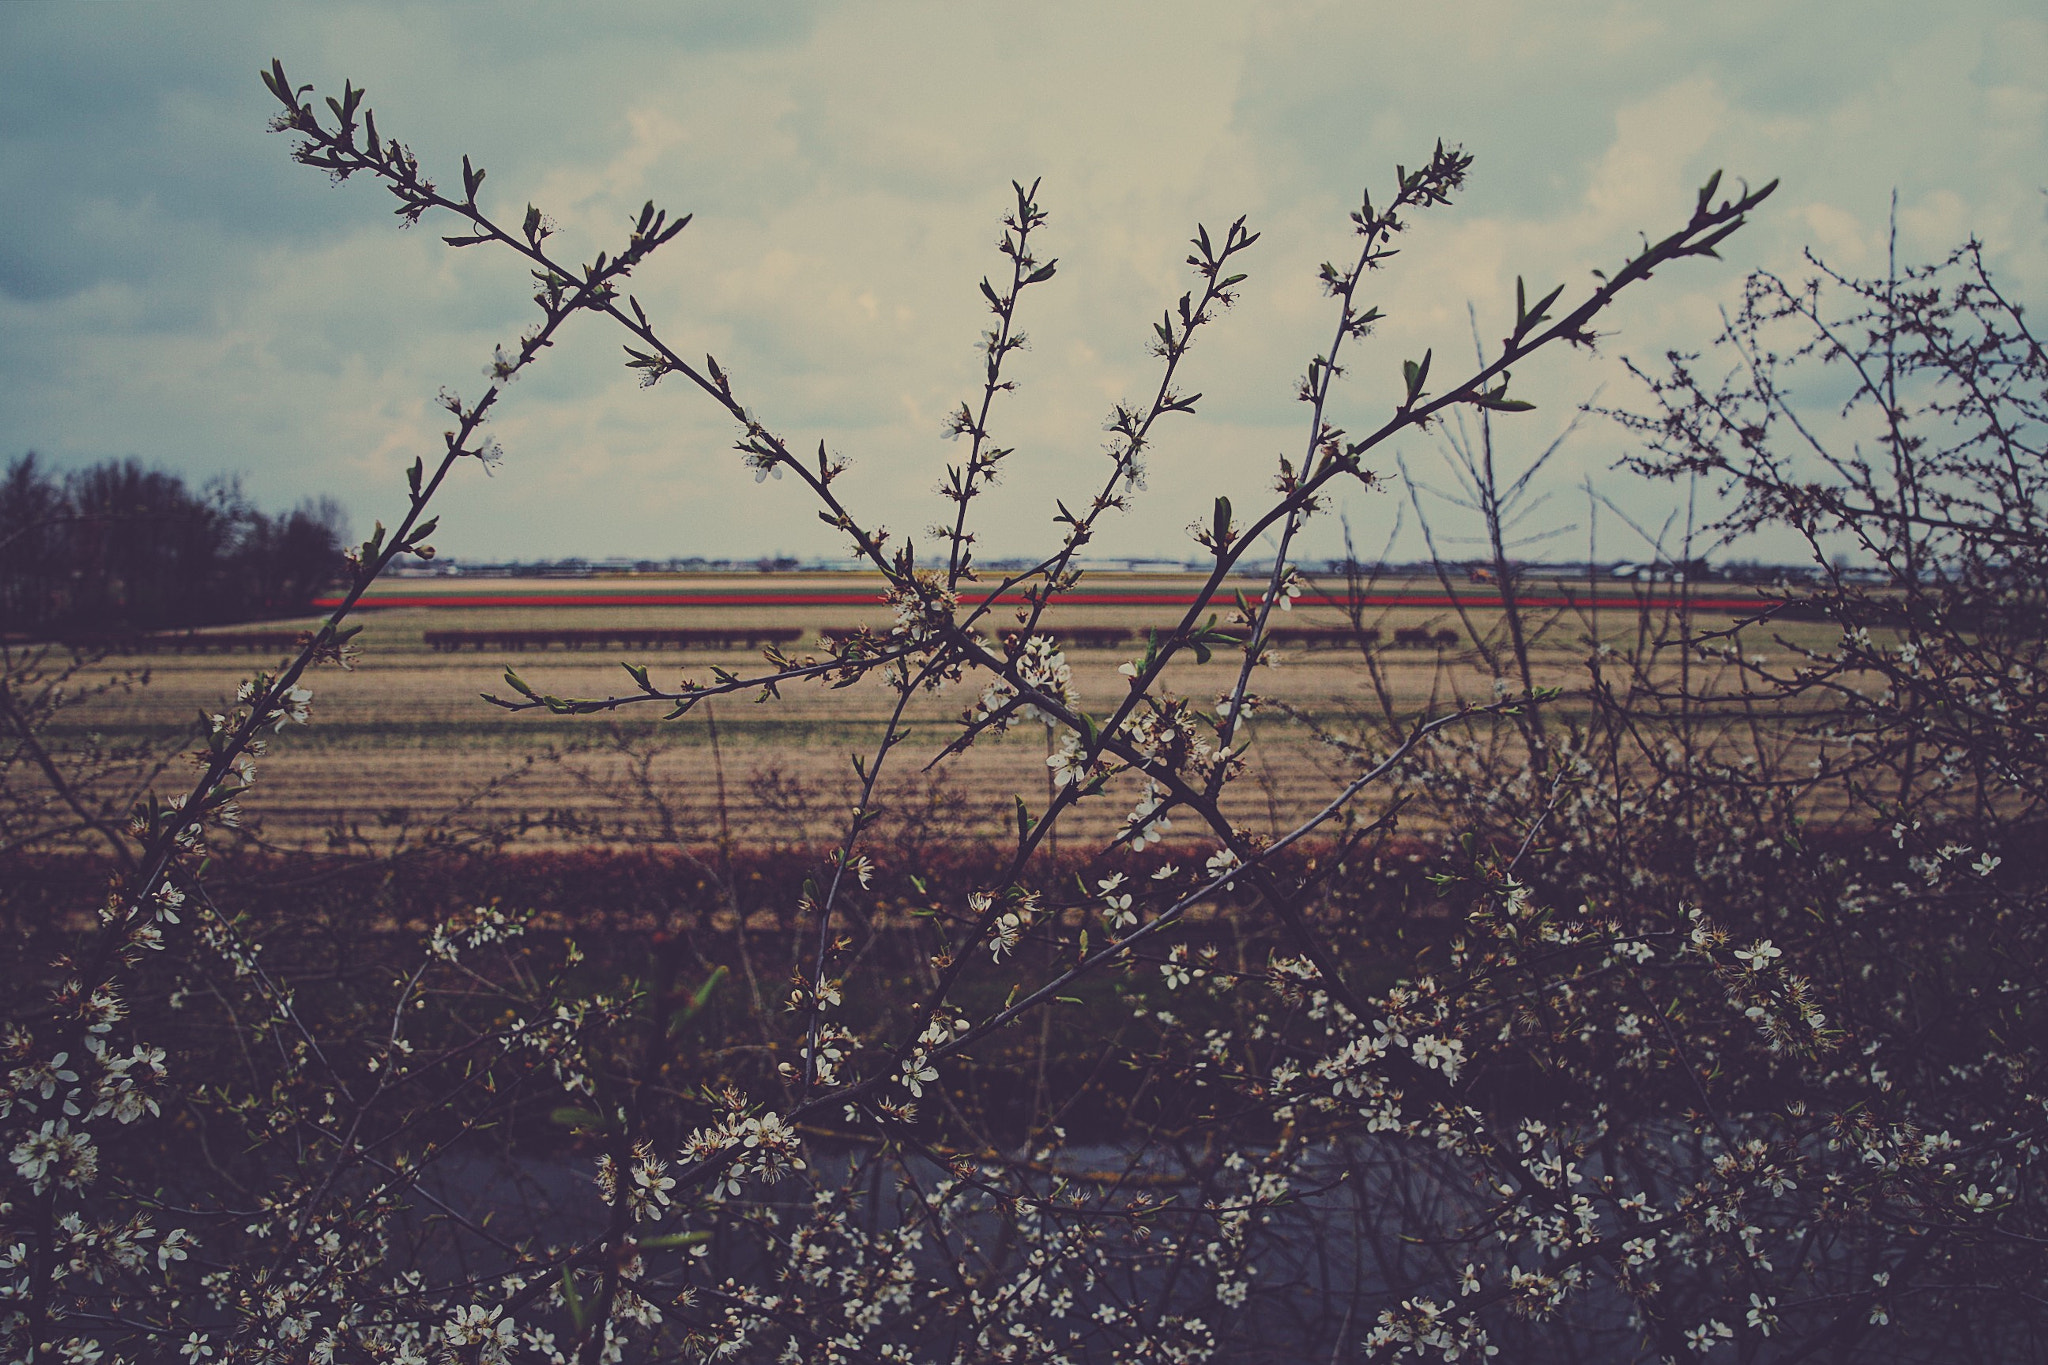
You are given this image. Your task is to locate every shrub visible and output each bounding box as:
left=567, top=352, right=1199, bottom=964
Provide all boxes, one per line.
left=5, top=55, right=2042, bottom=1365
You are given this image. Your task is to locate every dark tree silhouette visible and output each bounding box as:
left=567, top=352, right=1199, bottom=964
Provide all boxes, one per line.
left=0, top=453, right=346, bottom=635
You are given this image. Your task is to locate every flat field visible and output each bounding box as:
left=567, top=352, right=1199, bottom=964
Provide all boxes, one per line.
left=34, top=572, right=1829, bottom=850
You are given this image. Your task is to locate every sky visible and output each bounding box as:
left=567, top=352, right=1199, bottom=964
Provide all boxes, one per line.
left=2, top=1, right=2044, bottom=568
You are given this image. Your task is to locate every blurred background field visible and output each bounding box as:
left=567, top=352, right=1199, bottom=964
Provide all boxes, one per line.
left=21, top=570, right=1839, bottom=852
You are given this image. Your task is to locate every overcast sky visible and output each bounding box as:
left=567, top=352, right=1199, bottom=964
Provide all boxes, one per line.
left=3, top=2, right=2043, bottom=566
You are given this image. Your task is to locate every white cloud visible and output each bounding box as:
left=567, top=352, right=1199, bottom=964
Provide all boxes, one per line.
left=2, top=0, right=2042, bottom=567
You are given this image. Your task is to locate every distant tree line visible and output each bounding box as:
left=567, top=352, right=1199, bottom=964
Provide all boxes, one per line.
left=0, top=453, right=346, bottom=636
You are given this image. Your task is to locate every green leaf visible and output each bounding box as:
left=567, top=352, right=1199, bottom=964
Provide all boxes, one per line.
left=1696, top=168, right=1723, bottom=214
left=1402, top=349, right=1432, bottom=405
left=561, top=1268, right=586, bottom=1330
left=637, top=1230, right=713, bottom=1251
left=685, top=965, right=728, bottom=1017
left=1513, top=278, right=1565, bottom=343
left=1469, top=389, right=1537, bottom=413
left=1025, top=261, right=1058, bottom=284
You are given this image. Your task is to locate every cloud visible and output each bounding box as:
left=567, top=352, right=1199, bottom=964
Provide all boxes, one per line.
left=1, top=0, right=2042, bottom=566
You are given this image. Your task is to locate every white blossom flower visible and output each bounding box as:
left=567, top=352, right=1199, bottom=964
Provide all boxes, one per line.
left=270, top=685, right=314, bottom=731
left=1684, top=1320, right=1733, bottom=1352
left=159, top=1227, right=197, bottom=1269
left=10, top=1118, right=96, bottom=1193
left=1046, top=731, right=1086, bottom=788
left=445, top=1304, right=516, bottom=1361
left=1732, top=939, right=1782, bottom=970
